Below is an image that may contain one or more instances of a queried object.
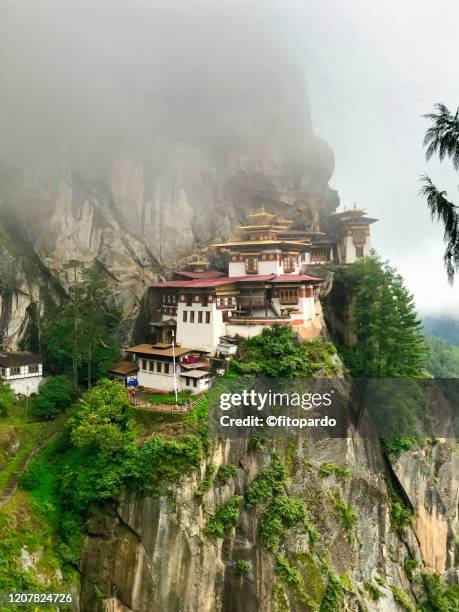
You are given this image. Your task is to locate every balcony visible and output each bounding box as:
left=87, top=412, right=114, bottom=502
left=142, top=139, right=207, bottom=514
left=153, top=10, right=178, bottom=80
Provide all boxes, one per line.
left=237, top=297, right=266, bottom=309
left=279, top=296, right=298, bottom=305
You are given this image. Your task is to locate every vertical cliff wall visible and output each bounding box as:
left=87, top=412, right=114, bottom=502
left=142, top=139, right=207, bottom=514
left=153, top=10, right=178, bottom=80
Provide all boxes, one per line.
left=79, top=433, right=458, bottom=611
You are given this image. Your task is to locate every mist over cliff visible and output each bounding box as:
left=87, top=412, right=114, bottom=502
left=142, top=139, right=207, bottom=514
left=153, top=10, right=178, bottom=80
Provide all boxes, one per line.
left=0, top=0, right=337, bottom=348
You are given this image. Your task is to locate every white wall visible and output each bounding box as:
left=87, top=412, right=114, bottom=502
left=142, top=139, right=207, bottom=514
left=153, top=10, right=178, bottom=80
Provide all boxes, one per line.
left=137, top=364, right=210, bottom=393
left=176, top=302, right=225, bottom=354
left=225, top=323, right=271, bottom=340
left=137, top=368, right=182, bottom=392
left=343, top=235, right=356, bottom=263
left=7, top=376, right=43, bottom=396
left=180, top=375, right=211, bottom=393
left=297, top=295, right=316, bottom=320
left=228, top=261, right=246, bottom=277
left=258, top=259, right=283, bottom=275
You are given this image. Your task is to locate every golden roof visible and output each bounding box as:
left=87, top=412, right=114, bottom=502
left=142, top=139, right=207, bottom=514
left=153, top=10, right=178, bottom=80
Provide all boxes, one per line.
left=237, top=224, right=290, bottom=231
left=125, top=344, right=207, bottom=357
left=211, top=239, right=309, bottom=249
left=247, top=207, right=276, bottom=225
left=276, top=217, right=294, bottom=226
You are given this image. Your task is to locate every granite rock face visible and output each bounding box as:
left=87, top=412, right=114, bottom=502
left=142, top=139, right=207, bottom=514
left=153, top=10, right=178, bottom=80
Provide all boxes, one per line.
left=79, top=434, right=458, bottom=612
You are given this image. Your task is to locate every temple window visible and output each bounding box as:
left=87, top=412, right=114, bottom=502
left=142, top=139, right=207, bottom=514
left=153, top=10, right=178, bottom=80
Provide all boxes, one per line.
left=245, top=257, right=258, bottom=274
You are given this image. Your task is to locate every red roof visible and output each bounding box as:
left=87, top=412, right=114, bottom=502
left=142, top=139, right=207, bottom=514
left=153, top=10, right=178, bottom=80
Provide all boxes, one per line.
left=152, top=273, right=322, bottom=289
left=175, top=270, right=225, bottom=280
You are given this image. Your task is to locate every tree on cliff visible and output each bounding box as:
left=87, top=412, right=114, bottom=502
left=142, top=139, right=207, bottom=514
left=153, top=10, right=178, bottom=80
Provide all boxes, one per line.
left=41, top=262, right=120, bottom=388
left=421, top=103, right=459, bottom=282
left=339, top=256, right=427, bottom=378
left=229, top=325, right=340, bottom=378
left=31, top=375, right=75, bottom=420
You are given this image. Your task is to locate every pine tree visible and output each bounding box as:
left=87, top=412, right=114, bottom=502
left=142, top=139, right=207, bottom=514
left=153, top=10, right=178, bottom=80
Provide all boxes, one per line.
left=339, top=256, right=426, bottom=378
left=41, top=262, right=121, bottom=388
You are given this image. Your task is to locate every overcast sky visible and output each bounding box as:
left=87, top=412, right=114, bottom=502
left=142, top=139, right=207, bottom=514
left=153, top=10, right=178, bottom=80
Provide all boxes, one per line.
left=277, top=0, right=459, bottom=317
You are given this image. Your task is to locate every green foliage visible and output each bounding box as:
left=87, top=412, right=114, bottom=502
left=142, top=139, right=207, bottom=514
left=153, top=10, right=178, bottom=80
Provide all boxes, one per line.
left=204, top=496, right=243, bottom=538
left=128, top=435, right=206, bottom=494
left=331, top=491, right=358, bottom=540
left=0, top=380, right=14, bottom=417
left=229, top=325, right=340, bottom=378
left=68, top=379, right=134, bottom=455
left=260, top=496, right=309, bottom=552
left=244, top=456, right=319, bottom=553
left=318, top=463, right=350, bottom=479
left=31, top=376, right=75, bottom=420
left=40, top=380, right=208, bottom=514
left=404, top=558, right=419, bottom=579
left=275, top=555, right=307, bottom=603
left=216, top=464, right=238, bottom=485
left=0, top=495, right=73, bottom=600
left=195, top=464, right=217, bottom=499
left=235, top=559, right=251, bottom=575
left=421, top=573, right=459, bottom=611
left=388, top=489, right=414, bottom=537
left=421, top=103, right=459, bottom=282
left=19, top=438, right=84, bottom=566
left=146, top=390, right=194, bottom=405
left=248, top=433, right=268, bottom=451
left=382, top=436, right=416, bottom=457
left=245, top=457, right=287, bottom=507
left=364, top=581, right=382, bottom=601
left=319, top=572, right=345, bottom=612
left=41, top=262, right=121, bottom=387
left=424, top=334, right=459, bottom=377
left=338, top=256, right=426, bottom=378
left=390, top=584, right=416, bottom=611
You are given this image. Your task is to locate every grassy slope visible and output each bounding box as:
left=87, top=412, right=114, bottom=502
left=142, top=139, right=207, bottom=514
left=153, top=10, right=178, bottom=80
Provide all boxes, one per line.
left=0, top=404, right=77, bottom=607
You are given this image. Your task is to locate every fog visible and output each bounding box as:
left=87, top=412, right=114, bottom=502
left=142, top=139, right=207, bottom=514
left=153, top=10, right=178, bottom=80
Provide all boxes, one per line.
left=0, top=0, right=311, bottom=173
left=278, top=0, right=459, bottom=316
left=1, top=0, right=458, bottom=317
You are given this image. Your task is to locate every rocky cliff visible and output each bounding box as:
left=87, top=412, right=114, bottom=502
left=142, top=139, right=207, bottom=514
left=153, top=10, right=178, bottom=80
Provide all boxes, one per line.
left=79, top=430, right=458, bottom=611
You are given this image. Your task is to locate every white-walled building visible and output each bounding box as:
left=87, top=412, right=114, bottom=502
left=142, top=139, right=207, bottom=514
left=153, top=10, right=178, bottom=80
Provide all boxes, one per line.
left=328, top=207, right=376, bottom=263
left=123, top=343, right=212, bottom=393
left=148, top=209, right=330, bottom=356
left=0, top=352, right=43, bottom=395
